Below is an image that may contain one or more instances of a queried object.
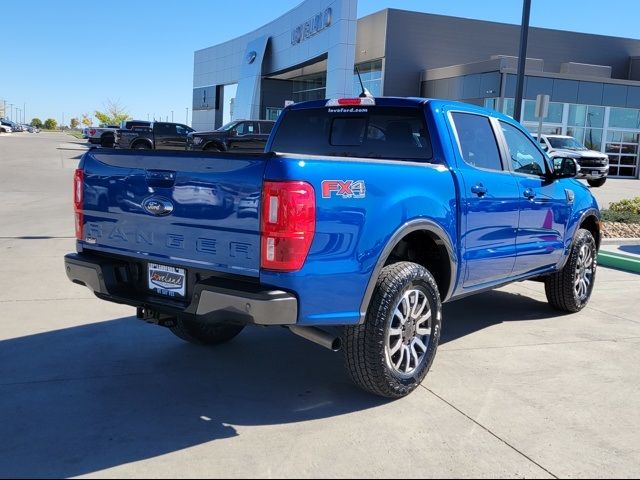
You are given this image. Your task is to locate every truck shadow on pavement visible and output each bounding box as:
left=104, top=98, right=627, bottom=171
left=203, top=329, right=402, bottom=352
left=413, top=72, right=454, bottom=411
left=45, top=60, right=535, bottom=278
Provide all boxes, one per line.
left=0, top=318, right=384, bottom=478
left=0, top=289, right=555, bottom=478
left=442, top=288, right=561, bottom=344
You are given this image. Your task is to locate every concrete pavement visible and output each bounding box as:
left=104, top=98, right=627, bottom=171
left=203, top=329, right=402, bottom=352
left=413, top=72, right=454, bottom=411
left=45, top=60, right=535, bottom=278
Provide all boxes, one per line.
left=0, top=132, right=639, bottom=478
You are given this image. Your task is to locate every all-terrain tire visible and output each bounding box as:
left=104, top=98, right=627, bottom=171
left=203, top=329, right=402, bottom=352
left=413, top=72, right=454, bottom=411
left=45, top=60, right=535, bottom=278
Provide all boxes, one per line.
left=545, top=228, right=597, bottom=313
left=170, top=319, right=245, bottom=346
left=342, top=262, right=442, bottom=398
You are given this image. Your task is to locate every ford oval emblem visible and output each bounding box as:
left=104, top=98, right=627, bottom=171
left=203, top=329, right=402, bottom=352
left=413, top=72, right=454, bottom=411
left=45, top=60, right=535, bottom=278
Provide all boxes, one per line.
left=142, top=197, right=174, bottom=216
left=246, top=50, right=257, bottom=64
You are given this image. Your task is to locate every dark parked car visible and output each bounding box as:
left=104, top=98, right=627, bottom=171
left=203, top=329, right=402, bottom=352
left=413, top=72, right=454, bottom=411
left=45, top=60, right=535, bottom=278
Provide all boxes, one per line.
left=186, top=120, right=274, bottom=153
left=116, top=122, right=195, bottom=150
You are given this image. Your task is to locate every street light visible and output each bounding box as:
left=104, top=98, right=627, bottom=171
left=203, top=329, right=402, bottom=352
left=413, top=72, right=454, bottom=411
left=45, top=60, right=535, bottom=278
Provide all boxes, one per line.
left=513, top=0, right=532, bottom=122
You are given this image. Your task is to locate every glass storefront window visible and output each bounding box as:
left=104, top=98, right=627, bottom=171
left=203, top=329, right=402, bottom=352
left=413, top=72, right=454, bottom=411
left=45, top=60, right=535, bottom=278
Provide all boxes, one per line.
left=568, top=104, right=587, bottom=126
left=292, top=72, right=327, bottom=103
left=609, top=107, right=640, bottom=129
left=523, top=100, right=563, bottom=123
left=583, top=129, right=602, bottom=151
left=586, top=106, right=605, bottom=128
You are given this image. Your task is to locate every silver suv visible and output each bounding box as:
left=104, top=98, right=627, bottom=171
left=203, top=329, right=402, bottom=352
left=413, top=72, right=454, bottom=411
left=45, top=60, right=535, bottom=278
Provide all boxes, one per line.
left=535, top=134, right=609, bottom=187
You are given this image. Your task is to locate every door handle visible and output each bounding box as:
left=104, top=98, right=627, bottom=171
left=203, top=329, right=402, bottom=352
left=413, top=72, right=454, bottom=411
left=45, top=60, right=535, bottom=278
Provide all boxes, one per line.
left=523, top=188, right=536, bottom=200
left=471, top=184, right=488, bottom=197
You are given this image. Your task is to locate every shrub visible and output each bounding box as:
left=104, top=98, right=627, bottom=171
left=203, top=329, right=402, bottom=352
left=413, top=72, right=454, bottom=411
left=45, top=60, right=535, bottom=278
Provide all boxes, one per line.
left=601, top=209, right=640, bottom=224
left=608, top=197, right=640, bottom=215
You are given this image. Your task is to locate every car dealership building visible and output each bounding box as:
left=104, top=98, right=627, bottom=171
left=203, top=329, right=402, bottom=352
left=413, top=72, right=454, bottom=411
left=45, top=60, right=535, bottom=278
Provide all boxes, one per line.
left=192, top=0, right=640, bottom=178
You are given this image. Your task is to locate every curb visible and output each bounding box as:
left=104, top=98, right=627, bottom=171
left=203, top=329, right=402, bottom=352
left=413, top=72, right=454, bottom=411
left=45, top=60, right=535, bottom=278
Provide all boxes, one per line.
left=598, top=251, right=640, bottom=274
left=601, top=238, right=640, bottom=246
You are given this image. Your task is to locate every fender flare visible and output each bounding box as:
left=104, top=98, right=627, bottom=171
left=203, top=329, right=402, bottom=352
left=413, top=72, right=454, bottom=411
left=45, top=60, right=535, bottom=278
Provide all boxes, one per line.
left=555, top=207, right=601, bottom=271
left=358, top=218, right=458, bottom=324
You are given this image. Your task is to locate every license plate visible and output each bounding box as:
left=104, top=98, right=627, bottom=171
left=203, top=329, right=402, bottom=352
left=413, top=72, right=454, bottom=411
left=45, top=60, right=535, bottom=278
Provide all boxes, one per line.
left=148, top=263, right=186, bottom=298
left=592, top=171, right=601, bottom=176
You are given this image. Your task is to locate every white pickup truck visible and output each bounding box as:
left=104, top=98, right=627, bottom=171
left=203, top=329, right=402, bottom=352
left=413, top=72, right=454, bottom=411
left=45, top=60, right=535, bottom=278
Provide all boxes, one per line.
left=85, top=125, right=119, bottom=147
left=534, top=134, right=609, bottom=187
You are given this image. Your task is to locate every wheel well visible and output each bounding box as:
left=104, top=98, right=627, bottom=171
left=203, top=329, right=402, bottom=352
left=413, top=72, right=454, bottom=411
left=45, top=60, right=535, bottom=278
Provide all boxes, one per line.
left=580, top=215, right=601, bottom=249
left=384, top=230, right=452, bottom=300
left=132, top=139, right=151, bottom=148
left=204, top=141, right=224, bottom=151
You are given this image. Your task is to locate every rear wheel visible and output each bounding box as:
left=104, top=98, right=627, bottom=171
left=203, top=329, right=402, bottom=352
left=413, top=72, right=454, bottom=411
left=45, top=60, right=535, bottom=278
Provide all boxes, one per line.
left=342, top=262, right=442, bottom=398
left=100, top=135, right=115, bottom=148
left=170, top=318, right=245, bottom=346
left=204, top=144, right=221, bottom=152
left=587, top=178, right=607, bottom=188
left=545, top=229, right=597, bottom=313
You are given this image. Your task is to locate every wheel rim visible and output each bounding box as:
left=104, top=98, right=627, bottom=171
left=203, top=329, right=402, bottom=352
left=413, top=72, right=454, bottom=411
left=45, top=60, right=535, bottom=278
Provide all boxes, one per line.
left=385, top=288, right=432, bottom=377
left=575, top=243, right=595, bottom=301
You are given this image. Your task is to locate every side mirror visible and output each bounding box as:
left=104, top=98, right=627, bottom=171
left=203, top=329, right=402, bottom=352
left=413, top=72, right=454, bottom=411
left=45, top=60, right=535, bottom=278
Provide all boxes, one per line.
left=551, top=157, right=579, bottom=179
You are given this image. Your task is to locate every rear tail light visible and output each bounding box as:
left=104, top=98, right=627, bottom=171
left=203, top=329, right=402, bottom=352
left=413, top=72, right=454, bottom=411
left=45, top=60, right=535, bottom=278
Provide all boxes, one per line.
left=261, top=181, right=315, bottom=272
left=73, top=169, right=84, bottom=240
left=89, top=129, right=96, bottom=136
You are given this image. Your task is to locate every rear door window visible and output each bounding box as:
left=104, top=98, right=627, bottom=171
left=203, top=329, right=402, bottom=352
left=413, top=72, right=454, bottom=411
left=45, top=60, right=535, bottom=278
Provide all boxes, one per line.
left=270, top=106, right=433, bottom=161
left=259, top=122, right=274, bottom=135
left=451, top=113, right=503, bottom=171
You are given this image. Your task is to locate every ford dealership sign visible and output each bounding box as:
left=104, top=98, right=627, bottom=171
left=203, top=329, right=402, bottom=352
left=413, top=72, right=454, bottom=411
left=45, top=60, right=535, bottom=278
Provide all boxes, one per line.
left=291, top=8, right=332, bottom=45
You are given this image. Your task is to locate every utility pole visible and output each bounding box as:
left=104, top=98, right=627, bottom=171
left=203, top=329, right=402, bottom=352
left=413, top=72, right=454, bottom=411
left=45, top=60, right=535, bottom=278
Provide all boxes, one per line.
left=513, top=0, right=532, bottom=122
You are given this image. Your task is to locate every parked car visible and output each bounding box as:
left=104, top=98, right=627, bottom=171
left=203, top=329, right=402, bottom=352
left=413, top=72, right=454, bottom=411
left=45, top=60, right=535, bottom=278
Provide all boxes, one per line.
left=116, top=122, right=195, bottom=150
left=186, top=120, right=274, bottom=153
left=65, top=96, right=600, bottom=398
left=86, top=125, right=120, bottom=147
left=1, top=119, right=18, bottom=132
left=0, top=124, right=12, bottom=133
left=534, top=134, right=609, bottom=187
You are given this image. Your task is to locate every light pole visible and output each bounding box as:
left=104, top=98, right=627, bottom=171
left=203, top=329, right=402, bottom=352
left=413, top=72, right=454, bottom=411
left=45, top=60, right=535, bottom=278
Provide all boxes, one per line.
left=9, top=103, right=14, bottom=122
left=171, top=110, right=174, bottom=123
left=513, top=0, right=532, bottom=122
left=185, top=107, right=189, bottom=126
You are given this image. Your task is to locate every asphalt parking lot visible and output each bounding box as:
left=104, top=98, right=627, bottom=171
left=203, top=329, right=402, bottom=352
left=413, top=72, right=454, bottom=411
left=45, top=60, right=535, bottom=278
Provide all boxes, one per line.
left=1, top=132, right=639, bottom=478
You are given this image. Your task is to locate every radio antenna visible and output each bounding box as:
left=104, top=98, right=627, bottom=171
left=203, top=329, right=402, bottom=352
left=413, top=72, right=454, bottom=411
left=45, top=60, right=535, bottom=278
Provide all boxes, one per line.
left=355, top=67, right=370, bottom=98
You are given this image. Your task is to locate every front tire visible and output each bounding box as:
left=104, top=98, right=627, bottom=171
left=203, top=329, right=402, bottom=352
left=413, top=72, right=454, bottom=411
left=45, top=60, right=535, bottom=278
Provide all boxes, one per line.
left=545, top=229, right=597, bottom=313
left=170, top=318, right=244, bottom=346
left=342, top=262, right=442, bottom=398
left=587, top=178, right=607, bottom=188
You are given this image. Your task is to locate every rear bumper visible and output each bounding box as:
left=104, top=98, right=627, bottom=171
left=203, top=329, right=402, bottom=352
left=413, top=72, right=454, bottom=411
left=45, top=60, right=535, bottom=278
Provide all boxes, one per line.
left=64, top=253, right=298, bottom=326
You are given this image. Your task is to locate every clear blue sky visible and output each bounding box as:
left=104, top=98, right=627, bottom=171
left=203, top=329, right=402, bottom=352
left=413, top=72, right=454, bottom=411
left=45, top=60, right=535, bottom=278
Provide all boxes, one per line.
left=1, top=0, right=639, bottom=126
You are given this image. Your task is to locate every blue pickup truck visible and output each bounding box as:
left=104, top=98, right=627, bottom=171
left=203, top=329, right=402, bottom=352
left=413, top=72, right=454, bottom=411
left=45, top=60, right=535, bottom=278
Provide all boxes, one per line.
left=65, top=97, right=600, bottom=398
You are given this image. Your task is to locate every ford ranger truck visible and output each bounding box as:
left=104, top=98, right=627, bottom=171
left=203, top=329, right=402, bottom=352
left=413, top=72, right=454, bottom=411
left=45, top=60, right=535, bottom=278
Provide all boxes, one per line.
left=65, top=97, right=601, bottom=398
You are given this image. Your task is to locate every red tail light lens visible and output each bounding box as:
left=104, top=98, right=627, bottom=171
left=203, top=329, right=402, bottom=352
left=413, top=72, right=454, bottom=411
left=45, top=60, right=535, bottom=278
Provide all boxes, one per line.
left=261, top=181, right=315, bottom=272
left=73, top=169, right=84, bottom=240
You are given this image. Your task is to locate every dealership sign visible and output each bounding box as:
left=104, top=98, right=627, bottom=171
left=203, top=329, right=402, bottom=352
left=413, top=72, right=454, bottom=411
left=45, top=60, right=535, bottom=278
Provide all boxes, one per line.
left=291, top=8, right=332, bottom=45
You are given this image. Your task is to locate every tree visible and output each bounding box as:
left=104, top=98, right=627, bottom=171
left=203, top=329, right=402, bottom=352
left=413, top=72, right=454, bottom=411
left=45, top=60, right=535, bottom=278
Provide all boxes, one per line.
left=43, top=118, right=57, bottom=130
left=94, top=99, right=130, bottom=126
left=70, top=118, right=80, bottom=129
left=31, top=118, right=43, bottom=128
left=81, top=114, right=92, bottom=127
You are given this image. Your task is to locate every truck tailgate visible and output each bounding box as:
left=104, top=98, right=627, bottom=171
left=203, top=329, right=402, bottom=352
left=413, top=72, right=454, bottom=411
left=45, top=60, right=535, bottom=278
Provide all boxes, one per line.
left=79, top=150, right=267, bottom=277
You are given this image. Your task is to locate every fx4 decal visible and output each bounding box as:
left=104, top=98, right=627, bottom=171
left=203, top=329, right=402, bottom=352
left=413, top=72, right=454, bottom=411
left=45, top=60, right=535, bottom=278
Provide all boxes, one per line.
left=321, top=180, right=366, bottom=199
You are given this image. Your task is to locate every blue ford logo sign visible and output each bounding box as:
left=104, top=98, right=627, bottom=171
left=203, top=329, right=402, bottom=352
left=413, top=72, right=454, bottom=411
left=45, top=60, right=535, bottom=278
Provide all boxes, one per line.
left=142, top=197, right=174, bottom=216
left=246, top=50, right=257, bottom=64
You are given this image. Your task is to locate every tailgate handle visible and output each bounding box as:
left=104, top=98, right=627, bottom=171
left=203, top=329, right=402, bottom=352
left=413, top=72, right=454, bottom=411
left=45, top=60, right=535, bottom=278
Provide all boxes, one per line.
left=146, top=170, right=176, bottom=187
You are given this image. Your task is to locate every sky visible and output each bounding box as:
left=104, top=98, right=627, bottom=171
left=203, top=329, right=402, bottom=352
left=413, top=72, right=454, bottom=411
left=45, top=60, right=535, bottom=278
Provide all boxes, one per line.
left=1, top=0, right=639, bottom=126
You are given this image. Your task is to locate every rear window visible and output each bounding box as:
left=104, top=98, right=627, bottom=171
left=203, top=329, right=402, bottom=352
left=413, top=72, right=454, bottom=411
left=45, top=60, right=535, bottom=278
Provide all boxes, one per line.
left=270, top=107, right=433, bottom=161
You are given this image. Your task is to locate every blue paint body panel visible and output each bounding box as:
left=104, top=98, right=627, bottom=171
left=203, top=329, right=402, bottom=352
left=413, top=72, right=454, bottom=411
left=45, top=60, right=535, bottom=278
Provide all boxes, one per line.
left=75, top=98, right=600, bottom=326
